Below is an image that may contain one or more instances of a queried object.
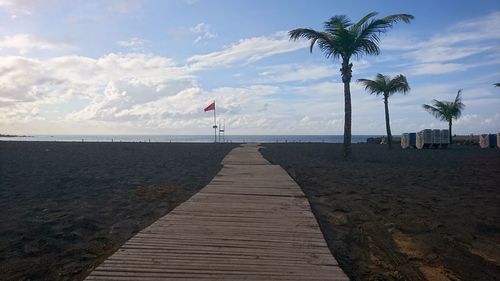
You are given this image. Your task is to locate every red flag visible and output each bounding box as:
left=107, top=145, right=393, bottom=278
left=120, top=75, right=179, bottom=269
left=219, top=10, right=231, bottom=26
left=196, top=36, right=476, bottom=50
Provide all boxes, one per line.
left=204, top=101, right=215, bottom=112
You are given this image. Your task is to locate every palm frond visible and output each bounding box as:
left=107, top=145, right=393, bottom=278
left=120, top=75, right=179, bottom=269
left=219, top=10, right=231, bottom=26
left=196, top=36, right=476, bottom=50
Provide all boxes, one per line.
left=355, top=18, right=391, bottom=39
left=324, top=15, right=352, bottom=34
left=375, top=73, right=386, bottom=81
left=423, top=104, right=447, bottom=121
left=423, top=89, right=465, bottom=122
left=455, top=89, right=463, bottom=103
left=288, top=28, right=331, bottom=53
left=289, top=28, right=323, bottom=41
left=350, top=19, right=389, bottom=58
left=289, top=12, right=413, bottom=63
left=452, top=89, right=465, bottom=119
left=358, top=73, right=410, bottom=98
left=350, top=14, right=412, bottom=58
left=386, top=74, right=410, bottom=95
left=432, top=99, right=448, bottom=111
left=382, top=14, right=415, bottom=24
left=317, top=32, right=351, bottom=60
left=350, top=12, right=378, bottom=33
left=357, top=77, right=384, bottom=96
left=352, top=38, right=380, bottom=58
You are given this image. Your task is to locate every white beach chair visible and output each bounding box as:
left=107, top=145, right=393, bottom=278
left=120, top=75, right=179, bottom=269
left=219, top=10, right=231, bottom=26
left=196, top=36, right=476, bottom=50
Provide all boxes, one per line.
left=401, top=133, right=410, bottom=149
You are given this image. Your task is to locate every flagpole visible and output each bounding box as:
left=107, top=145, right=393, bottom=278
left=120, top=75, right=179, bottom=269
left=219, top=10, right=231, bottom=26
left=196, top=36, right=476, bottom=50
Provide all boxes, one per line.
left=213, top=100, right=217, bottom=143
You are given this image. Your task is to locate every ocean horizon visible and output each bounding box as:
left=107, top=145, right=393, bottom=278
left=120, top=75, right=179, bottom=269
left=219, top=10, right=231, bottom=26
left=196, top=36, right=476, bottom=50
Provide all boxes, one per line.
left=0, top=134, right=381, bottom=143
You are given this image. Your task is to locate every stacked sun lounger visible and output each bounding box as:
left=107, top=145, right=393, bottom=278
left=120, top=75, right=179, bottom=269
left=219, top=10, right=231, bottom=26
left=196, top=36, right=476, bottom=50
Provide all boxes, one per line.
left=404, top=131, right=499, bottom=149
left=416, top=129, right=433, bottom=149
left=401, top=133, right=410, bottom=149
left=479, top=134, right=498, bottom=148
left=403, top=129, right=449, bottom=149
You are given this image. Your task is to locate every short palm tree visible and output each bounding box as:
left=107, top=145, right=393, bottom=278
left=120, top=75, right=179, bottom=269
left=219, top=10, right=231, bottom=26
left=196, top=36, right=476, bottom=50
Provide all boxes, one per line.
left=357, top=74, right=410, bottom=149
left=423, top=90, right=465, bottom=144
left=289, top=12, right=413, bottom=158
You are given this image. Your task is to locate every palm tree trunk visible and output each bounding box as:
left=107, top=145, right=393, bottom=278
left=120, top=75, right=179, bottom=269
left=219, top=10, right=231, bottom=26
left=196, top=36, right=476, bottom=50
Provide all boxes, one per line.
left=384, top=95, right=392, bottom=149
left=343, top=81, right=352, bottom=157
left=449, top=120, right=452, bottom=144
left=341, top=60, right=353, bottom=159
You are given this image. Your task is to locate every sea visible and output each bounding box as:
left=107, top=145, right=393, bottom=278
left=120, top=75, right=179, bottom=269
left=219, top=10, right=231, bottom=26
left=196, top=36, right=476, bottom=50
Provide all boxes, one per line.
left=0, top=135, right=378, bottom=143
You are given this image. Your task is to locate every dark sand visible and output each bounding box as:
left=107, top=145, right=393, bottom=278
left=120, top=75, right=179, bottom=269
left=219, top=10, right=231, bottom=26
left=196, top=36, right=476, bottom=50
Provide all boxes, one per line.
left=261, top=144, right=500, bottom=281
left=0, top=141, right=238, bottom=281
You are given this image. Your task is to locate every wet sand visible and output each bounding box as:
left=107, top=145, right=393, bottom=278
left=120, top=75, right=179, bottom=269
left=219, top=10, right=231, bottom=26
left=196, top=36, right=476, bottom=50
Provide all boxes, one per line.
left=261, top=144, right=500, bottom=281
left=0, top=141, right=238, bottom=281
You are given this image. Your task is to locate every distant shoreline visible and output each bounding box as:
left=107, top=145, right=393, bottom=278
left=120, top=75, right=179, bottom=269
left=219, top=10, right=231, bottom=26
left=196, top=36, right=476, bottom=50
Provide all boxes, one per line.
left=0, top=134, right=32, bottom=138
left=0, top=135, right=375, bottom=144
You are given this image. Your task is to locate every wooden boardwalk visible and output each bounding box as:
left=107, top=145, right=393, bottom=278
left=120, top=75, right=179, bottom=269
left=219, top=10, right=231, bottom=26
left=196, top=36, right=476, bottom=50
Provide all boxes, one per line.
left=86, top=144, right=348, bottom=280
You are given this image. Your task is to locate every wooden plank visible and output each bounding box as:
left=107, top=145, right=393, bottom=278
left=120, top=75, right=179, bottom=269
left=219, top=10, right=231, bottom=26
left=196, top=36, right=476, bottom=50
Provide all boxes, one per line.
left=85, top=143, right=349, bottom=280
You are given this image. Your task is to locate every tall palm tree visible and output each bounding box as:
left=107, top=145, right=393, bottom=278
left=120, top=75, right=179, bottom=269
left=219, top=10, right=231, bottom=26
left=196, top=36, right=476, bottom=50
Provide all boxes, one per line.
left=357, top=73, right=410, bottom=149
left=423, top=90, right=465, bottom=144
left=289, top=12, right=414, bottom=158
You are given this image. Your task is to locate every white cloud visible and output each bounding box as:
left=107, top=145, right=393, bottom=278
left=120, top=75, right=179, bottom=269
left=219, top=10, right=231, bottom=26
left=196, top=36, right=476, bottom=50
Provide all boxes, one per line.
left=383, top=11, right=500, bottom=54
left=66, top=81, right=129, bottom=122
left=289, top=81, right=366, bottom=100
left=190, top=23, right=217, bottom=44
left=67, top=83, right=282, bottom=133
left=0, top=102, right=45, bottom=124
left=408, top=63, right=466, bottom=75
left=67, top=85, right=205, bottom=126
left=408, top=46, right=492, bottom=64
left=253, top=59, right=373, bottom=85
left=117, top=37, right=148, bottom=51
left=117, top=87, right=203, bottom=119
left=255, top=63, right=333, bottom=83
left=0, top=53, right=197, bottom=131
left=438, top=11, right=500, bottom=45
left=0, top=56, right=67, bottom=103
left=449, top=112, right=500, bottom=134
left=380, top=11, right=500, bottom=76
left=0, top=0, right=39, bottom=16
left=108, top=0, right=143, bottom=14
left=482, top=112, right=500, bottom=126
left=187, top=31, right=307, bottom=70
left=0, top=34, right=74, bottom=55
left=200, top=85, right=343, bottom=134
left=47, top=53, right=192, bottom=90
left=0, top=30, right=309, bottom=133
left=455, top=113, right=478, bottom=124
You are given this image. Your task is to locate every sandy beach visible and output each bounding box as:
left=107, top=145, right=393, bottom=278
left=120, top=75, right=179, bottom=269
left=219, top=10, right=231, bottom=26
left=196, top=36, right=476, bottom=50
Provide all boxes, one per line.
left=1, top=141, right=499, bottom=281
left=261, top=143, right=500, bottom=281
left=0, top=141, right=238, bottom=281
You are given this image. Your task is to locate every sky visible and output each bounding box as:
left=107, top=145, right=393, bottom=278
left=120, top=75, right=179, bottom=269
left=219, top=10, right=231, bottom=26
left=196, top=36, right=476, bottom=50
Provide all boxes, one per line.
left=0, top=0, right=499, bottom=135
